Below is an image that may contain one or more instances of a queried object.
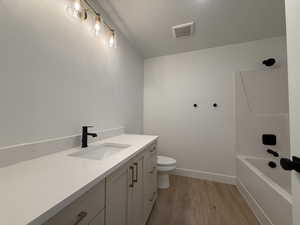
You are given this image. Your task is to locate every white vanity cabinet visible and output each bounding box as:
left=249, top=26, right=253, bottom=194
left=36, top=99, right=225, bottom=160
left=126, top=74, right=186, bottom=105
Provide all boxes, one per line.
left=129, top=156, right=145, bottom=225
left=43, top=140, right=157, bottom=225
left=143, top=143, right=157, bottom=222
left=106, top=143, right=157, bottom=225
left=43, top=180, right=105, bottom=225
left=108, top=155, right=145, bottom=225
left=105, top=155, right=145, bottom=225
left=89, top=211, right=105, bottom=225
left=105, top=161, right=132, bottom=225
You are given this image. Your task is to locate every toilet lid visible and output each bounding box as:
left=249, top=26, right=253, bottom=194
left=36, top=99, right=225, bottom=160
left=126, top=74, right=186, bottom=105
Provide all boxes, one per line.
left=157, top=155, right=176, bottom=166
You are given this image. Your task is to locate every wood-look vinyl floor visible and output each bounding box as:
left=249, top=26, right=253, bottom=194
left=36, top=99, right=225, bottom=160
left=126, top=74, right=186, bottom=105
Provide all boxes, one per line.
left=146, top=175, right=260, bottom=225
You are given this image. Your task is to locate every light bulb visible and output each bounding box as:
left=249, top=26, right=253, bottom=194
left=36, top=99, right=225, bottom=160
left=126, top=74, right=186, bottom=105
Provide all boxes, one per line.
left=108, top=30, right=115, bottom=48
left=66, top=0, right=87, bottom=21
left=74, top=0, right=81, bottom=11
left=94, top=14, right=102, bottom=36
left=109, top=35, right=114, bottom=47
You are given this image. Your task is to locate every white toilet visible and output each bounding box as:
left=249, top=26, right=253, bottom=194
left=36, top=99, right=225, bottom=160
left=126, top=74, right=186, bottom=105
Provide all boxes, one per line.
left=157, top=155, right=177, bottom=189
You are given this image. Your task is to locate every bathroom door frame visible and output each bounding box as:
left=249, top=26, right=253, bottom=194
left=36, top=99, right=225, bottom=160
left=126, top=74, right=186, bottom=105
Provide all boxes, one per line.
left=285, top=1, right=300, bottom=224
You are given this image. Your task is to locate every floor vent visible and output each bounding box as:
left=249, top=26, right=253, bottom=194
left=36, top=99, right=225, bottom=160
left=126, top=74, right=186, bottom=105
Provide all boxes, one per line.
left=172, top=22, right=195, bottom=38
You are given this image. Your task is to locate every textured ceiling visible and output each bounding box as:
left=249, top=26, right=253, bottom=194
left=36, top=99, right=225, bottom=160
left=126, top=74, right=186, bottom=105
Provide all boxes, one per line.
left=98, top=0, right=286, bottom=58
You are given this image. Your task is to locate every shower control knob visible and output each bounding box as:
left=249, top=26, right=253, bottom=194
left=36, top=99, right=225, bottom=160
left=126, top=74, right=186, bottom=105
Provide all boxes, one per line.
left=280, top=156, right=300, bottom=173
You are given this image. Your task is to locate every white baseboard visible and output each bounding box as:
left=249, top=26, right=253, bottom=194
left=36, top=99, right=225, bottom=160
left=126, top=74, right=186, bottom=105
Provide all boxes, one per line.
left=171, top=167, right=236, bottom=185
left=237, top=179, right=273, bottom=225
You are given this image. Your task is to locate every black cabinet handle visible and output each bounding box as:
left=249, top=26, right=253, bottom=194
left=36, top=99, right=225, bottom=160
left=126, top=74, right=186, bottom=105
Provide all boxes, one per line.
left=280, top=156, right=300, bottom=173
left=150, top=145, right=156, bottom=153
left=129, top=166, right=134, bottom=187
left=133, top=162, right=138, bottom=183
left=73, top=211, right=88, bottom=225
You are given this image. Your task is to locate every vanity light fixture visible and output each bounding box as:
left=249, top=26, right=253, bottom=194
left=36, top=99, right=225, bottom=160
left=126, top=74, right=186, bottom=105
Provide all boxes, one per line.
left=108, top=29, right=116, bottom=48
left=67, top=0, right=87, bottom=20
left=67, top=0, right=116, bottom=47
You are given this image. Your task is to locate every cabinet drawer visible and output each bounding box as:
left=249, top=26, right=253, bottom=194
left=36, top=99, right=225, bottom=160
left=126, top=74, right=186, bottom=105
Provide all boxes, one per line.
left=89, top=210, right=105, bottom=225
left=43, top=180, right=105, bottom=225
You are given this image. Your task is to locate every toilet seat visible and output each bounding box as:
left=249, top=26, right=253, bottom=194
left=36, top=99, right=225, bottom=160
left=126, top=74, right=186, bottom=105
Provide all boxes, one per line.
left=157, top=155, right=176, bottom=166
left=157, top=156, right=176, bottom=172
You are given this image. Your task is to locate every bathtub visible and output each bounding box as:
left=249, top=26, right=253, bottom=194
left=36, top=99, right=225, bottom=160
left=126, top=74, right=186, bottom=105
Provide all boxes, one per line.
left=237, top=155, right=292, bottom=225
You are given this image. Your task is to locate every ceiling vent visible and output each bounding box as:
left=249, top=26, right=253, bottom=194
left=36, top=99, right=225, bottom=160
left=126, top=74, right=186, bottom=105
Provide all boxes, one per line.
left=172, top=22, right=195, bottom=38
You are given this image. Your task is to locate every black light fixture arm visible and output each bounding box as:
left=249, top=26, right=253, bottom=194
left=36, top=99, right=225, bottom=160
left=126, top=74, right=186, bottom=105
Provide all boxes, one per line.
left=80, top=0, right=115, bottom=32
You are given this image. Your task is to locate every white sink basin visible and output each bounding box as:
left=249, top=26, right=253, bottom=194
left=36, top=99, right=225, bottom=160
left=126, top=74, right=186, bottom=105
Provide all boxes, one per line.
left=69, top=143, right=131, bottom=161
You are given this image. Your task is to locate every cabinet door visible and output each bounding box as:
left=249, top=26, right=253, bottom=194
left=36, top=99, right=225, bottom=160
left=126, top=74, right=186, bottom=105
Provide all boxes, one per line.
left=127, top=165, right=135, bottom=225
left=89, top=210, right=105, bottom=225
left=131, top=157, right=145, bottom=225
left=106, top=164, right=132, bottom=225
left=144, top=144, right=158, bottom=222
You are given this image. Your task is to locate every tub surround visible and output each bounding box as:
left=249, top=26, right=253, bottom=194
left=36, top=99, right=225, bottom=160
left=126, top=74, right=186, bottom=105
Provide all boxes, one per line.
left=0, top=134, right=158, bottom=225
left=236, top=68, right=290, bottom=159
left=235, top=67, right=291, bottom=225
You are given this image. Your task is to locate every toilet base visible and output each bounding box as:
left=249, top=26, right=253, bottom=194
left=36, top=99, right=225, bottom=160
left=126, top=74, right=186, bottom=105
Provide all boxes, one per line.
left=158, top=173, right=170, bottom=189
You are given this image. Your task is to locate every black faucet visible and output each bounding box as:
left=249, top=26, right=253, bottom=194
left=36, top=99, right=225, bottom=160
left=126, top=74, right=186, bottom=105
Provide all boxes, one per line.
left=82, top=126, right=98, bottom=148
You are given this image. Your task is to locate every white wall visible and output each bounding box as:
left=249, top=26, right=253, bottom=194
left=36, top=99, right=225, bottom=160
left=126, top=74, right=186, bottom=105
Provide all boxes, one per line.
left=236, top=68, right=290, bottom=158
left=144, top=37, right=287, bottom=178
left=0, top=0, right=144, bottom=148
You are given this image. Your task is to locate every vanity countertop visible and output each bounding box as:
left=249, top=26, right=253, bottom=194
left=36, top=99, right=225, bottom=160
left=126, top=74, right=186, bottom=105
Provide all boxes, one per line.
left=0, top=134, right=158, bottom=225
